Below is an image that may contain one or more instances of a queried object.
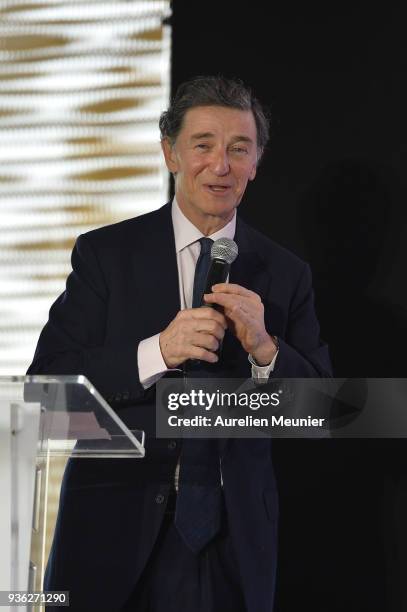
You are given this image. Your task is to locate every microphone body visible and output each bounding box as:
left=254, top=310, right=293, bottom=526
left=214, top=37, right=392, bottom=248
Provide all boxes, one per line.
left=200, top=258, right=230, bottom=310
left=199, top=236, right=238, bottom=308
left=193, top=238, right=238, bottom=363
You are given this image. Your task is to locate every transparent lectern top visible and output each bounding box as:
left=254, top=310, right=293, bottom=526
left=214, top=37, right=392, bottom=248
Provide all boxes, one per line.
left=0, top=375, right=145, bottom=458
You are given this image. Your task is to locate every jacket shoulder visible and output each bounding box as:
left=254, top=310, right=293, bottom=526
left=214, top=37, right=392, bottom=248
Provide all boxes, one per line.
left=78, top=203, right=171, bottom=248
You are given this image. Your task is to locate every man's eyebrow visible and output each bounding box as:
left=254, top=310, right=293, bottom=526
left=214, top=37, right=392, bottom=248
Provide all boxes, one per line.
left=190, top=133, right=255, bottom=144
left=230, top=135, right=254, bottom=145
left=190, top=132, right=215, bottom=140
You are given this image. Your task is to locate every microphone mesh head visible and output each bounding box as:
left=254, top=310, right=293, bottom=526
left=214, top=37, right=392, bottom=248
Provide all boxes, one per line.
left=211, top=237, right=238, bottom=264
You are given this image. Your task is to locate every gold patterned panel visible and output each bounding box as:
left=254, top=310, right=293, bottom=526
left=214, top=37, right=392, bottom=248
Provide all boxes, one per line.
left=0, top=0, right=171, bottom=375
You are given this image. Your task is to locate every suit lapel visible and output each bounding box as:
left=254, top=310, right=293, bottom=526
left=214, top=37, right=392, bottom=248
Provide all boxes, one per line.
left=230, top=216, right=269, bottom=294
left=133, top=203, right=180, bottom=336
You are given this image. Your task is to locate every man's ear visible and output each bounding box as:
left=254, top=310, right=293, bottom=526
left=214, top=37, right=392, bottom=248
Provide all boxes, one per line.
left=161, top=138, right=179, bottom=174
left=249, top=162, right=257, bottom=181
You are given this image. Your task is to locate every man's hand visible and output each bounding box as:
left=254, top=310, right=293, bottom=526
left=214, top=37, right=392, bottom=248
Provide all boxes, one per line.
left=203, top=283, right=277, bottom=366
left=159, top=308, right=228, bottom=368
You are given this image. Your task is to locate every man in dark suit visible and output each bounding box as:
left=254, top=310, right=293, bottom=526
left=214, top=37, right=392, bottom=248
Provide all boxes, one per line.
left=27, top=76, right=331, bottom=612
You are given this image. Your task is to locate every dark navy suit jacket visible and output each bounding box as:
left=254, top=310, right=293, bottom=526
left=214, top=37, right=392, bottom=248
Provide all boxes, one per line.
left=27, top=202, right=332, bottom=612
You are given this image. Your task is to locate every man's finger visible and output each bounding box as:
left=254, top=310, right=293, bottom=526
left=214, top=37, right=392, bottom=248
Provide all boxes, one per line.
left=192, top=332, right=219, bottom=352
left=203, top=292, right=251, bottom=311
left=189, top=346, right=219, bottom=363
left=187, top=306, right=227, bottom=328
left=210, top=283, right=260, bottom=300
left=192, top=319, right=225, bottom=340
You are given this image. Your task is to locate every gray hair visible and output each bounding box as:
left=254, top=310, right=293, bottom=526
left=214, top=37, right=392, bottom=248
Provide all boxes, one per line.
left=159, top=75, right=270, bottom=161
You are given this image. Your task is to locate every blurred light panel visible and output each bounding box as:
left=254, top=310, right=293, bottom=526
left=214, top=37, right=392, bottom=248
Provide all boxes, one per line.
left=0, top=0, right=171, bottom=375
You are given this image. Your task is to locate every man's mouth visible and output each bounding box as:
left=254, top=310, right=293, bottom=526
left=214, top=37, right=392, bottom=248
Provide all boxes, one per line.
left=205, top=184, right=232, bottom=193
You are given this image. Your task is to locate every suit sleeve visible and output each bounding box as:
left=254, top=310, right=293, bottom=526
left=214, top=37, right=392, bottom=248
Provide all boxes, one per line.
left=26, top=234, right=149, bottom=406
left=273, top=263, right=332, bottom=377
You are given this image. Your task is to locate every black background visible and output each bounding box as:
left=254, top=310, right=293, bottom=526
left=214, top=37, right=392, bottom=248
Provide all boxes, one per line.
left=171, top=2, right=407, bottom=611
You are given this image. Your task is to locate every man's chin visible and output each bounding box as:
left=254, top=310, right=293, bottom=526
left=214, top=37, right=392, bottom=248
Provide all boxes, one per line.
left=205, top=206, right=237, bottom=223
left=200, top=196, right=239, bottom=217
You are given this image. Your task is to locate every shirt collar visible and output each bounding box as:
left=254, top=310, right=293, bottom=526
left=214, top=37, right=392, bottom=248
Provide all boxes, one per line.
left=171, top=197, right=236, bottom=253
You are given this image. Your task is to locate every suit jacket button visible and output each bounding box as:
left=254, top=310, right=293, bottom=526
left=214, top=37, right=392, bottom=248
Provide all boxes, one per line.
left=155, top=493, right=165, bottom=504
left=168, top=440, right=177, bottom=450
left=115, top=392, right=122, bottom=402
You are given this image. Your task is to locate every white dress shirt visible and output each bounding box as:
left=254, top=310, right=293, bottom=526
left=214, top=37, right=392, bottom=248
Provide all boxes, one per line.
left=137, top=198, right=278, bottom=389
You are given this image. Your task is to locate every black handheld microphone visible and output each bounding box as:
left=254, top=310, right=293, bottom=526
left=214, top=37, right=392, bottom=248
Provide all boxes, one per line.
left=201, top=237, right=238, bottom=361
left=199, top=237, right=239, bottom=308
left=187, top=238, right=238, bottom=370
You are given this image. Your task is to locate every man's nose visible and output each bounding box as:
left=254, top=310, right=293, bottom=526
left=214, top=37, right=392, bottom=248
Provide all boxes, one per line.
left=210, top=148, right=230, bottom=176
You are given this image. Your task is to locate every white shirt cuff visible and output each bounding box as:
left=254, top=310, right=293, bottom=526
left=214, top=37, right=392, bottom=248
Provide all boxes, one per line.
left=138, top=334, right=181, bottom=389
left=248, top=350, right=279, bottom=384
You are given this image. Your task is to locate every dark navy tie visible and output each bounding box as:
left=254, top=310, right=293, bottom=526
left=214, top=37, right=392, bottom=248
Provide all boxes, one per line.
left=191, top=237, right=213, bottom=309
left=174, top=237, right=222, bottom=554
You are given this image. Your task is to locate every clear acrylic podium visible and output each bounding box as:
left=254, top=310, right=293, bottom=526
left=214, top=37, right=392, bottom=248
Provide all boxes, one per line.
left=0, top=375, right=145, bottom=610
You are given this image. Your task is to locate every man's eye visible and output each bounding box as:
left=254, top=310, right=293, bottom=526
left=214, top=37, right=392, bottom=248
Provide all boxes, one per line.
left=231, top=147, right=248, bottom=154
left=196, top=143, right=209, bottom=150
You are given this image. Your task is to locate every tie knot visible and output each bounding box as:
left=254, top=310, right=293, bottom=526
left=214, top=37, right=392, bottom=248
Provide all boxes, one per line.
left=199, top=237, right=213, bottom=256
